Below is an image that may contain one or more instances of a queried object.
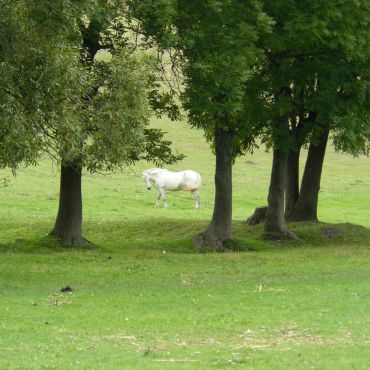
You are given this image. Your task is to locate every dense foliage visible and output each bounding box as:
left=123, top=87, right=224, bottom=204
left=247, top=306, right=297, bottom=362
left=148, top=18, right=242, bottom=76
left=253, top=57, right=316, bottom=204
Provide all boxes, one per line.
left=247, top=0, right=370, bottom=155
left=129, top=0, right=273, bottom=153
left=0, top=0, right=182, bottom=172
left=0, top=1, right=84, bottom=168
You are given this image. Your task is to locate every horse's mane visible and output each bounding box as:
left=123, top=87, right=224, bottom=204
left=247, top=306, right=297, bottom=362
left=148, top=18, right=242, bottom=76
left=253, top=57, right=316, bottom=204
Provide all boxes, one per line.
left=142, top=168, right=167, bottom=176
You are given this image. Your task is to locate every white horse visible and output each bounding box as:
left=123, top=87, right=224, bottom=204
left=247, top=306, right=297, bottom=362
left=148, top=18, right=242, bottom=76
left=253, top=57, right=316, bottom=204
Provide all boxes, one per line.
left=142, top=168, right=201, bottom=209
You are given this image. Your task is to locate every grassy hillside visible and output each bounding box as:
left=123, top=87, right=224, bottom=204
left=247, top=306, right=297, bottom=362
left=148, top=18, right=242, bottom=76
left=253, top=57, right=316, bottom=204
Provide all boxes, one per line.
left=1, top=117, right=369, bottom=230
left=0, top=118, right=369, bottom=369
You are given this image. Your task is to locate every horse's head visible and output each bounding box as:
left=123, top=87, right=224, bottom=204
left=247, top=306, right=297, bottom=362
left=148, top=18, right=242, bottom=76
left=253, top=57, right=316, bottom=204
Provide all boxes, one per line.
left=142, top=170, right=152, bottom=190
left=142, top=168, right=164, bottom=190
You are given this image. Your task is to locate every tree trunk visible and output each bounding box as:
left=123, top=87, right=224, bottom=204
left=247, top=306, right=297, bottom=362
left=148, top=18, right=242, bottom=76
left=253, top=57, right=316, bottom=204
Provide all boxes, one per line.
left=245, top=206, right=268, bottom=225
left=264, top=149, right=298, bottom=239
left=287, top=127, right=329, bottom=222
left=195, top=127, right=235, bottom=251
left=50, top=161, right=89, bottom=246
left=285, top=147, right=301, bottom=216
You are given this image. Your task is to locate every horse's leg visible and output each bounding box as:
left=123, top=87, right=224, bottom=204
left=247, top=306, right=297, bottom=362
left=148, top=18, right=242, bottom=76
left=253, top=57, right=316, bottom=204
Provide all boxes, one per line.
left=154, top=189, right=161, bottom=208
left=160, top=188, right=168, bottom=208
left=192, top=190, right=200, bottom=209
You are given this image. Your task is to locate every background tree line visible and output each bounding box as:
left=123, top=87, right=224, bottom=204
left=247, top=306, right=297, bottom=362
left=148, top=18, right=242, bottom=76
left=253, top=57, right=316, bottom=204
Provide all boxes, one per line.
left=1, top=0, right=369, bottom=249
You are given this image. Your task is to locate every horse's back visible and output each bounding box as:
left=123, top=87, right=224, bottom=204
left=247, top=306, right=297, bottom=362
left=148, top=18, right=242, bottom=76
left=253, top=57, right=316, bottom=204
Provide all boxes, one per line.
left=181, top=170, right=201, bottom=190
left=148, top=168, right=201, bottom=191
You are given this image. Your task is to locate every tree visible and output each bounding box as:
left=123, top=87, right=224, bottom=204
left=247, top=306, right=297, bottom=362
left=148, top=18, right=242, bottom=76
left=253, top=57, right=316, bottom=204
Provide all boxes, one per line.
left=245, top=0, right=369, bottom=234
left=287, top=125, right=329, bottom=222
left=282, top=0, right=370, bottom=222
left=1, top=1, right=183, bottom=245
left=243, top=58, right=300, bottom=238
left=129, top=0, right=272, bottom=250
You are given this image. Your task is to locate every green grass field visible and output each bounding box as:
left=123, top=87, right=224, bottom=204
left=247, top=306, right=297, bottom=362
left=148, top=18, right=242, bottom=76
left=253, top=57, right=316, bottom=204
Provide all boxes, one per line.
left=1, top=118, right=370, bottom=369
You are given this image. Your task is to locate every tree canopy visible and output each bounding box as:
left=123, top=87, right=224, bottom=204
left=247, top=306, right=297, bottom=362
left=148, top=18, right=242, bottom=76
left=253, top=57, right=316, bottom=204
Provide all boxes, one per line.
left=248, top=0, right=369, bottom=154
left=241, top=0, right=370, bottom=231
left=0, top=0, right=183, bottom=172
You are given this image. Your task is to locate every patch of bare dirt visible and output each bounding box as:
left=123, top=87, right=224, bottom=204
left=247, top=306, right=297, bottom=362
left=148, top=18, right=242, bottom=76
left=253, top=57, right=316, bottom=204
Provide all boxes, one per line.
left=321, top=227, right=342, bottom=239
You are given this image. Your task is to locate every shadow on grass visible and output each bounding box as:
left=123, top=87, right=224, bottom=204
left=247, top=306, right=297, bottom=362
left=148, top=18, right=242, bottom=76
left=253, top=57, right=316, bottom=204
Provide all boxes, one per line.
left=0, top=219, right=369, bottom=255
left=0, top=234, right=99, bottom=254
left=241, top=221, right=370, bottom=251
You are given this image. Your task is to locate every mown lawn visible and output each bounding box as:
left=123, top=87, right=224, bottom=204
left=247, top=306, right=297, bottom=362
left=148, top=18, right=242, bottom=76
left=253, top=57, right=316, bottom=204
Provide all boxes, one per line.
left=0, top=118, right=369, bottom=369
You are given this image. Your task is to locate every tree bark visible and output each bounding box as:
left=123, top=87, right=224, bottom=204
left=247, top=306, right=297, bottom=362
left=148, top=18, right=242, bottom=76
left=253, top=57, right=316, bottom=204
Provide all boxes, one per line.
left=50, top=161, right=89, bottom=246
left=264, top=149, right=295, bottom=238
left=195, top=127, right=235, bottom=251
left=287, top=127, right=329, bottom=222
left=285, top=147, right=301, bottom=216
